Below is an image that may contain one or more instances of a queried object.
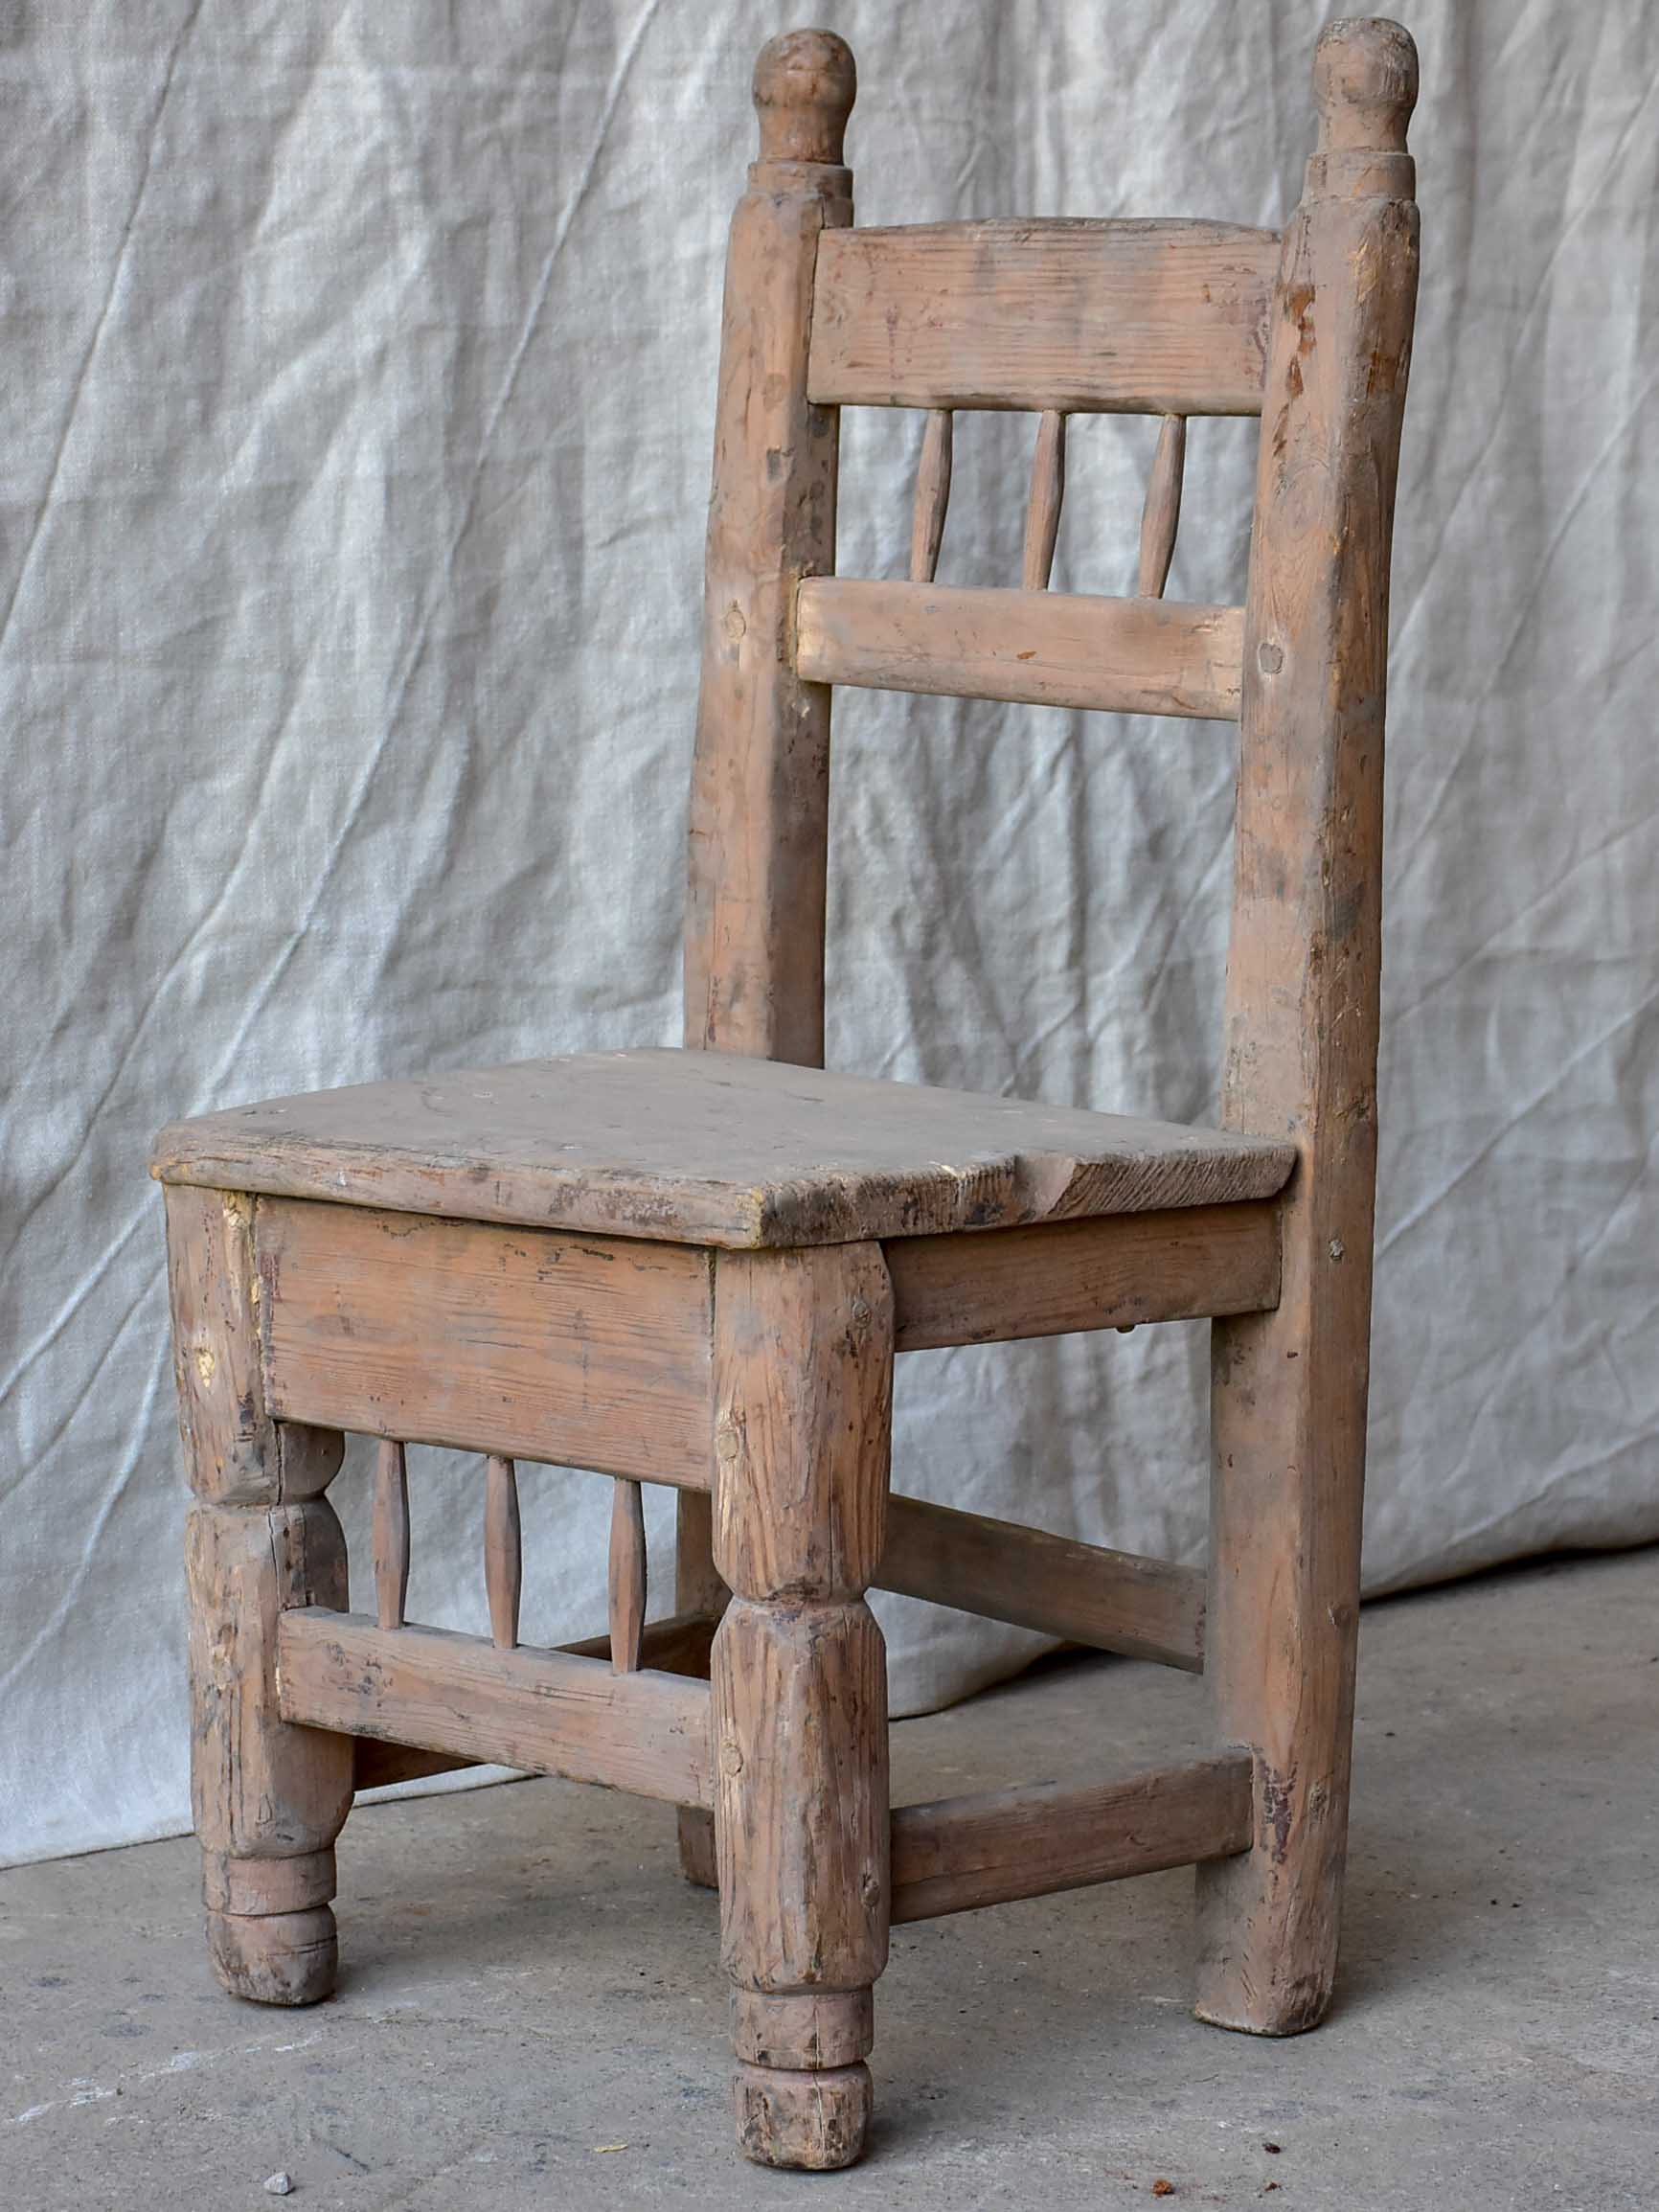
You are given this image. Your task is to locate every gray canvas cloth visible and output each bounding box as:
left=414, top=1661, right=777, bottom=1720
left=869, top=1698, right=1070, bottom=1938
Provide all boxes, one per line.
left=4, top=1, right=1656, bottom=1867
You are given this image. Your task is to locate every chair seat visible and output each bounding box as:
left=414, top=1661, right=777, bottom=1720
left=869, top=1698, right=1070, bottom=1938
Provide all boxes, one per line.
left=151, top=1048, right=1294, bottom=1249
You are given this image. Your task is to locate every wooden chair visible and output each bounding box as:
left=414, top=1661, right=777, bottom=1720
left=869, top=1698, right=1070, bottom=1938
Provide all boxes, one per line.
left=152, top=18, right=1420, bottom=2172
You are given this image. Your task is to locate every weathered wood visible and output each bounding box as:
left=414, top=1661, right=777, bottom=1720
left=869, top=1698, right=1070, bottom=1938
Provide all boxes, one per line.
left=713, top=1240, right=892, bottom=2170
left=875, top=1494, right=1205, bottom=1671
left=681, top=28, right=854, bottom=1067
left=255, top=1198, right=714, bottom=1486
left=1022, top=409, right=1066, bottom=589
left=885, top=1199, right=1281, bottom=1352
left=891, top=1753, right=1253, bottom=1922
left=279, top=1609, right=715, bottom=1810
left=713, top=1244, right=893, bottom=1602
left=148, top=22, right=1424, bottom=2165
left=163, top=1183, right=341, bottom=1507
left=810, top=217, right=1280, bottom=414
left=675, top=18, right=857, bottom=1932
left=1138, top=414, right=1187, bottom=599
left=185, top=1497, right=354, bottom=2005
left=164, top=1180, right=354, bottom=2008
left=372, top=1438, right=410, bottom=1632
left=484, top=1455, right=521, bottom=1652
left=673, top=1491, right=727, bottom=1887
left=908, top=407, right=953, bottom=583
left=1195, top=17, right=1420, bottom=2041
left=352, top=1608, right=721, bottom=1790
left=608, top=1477, right=647, bottom=1674
left=163, top=1055, right=1291, bottom=1254
left=795, top=578, right=1245, bottom=722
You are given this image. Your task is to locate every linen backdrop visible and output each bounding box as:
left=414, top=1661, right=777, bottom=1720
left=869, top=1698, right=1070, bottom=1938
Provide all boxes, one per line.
left=4, top=1, right=1656, bottom=1866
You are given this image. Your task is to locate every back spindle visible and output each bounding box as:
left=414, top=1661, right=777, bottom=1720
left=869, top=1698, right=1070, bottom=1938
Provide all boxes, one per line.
left=484, top=1454, right=522, bottom=1652
left=1022, top=410, right=1067, bottom=590
left=373, top=1438, right=410, bottom=1631
left=1137, top=415, right=1187, bottom=599
left=609, top=1477, right=647, bottom=1674
left=909, top=408, right=953, bottom=583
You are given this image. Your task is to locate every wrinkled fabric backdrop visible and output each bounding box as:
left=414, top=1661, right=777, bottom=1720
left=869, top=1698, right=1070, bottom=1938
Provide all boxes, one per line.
left=3, top=0, right=1655, bottom=1867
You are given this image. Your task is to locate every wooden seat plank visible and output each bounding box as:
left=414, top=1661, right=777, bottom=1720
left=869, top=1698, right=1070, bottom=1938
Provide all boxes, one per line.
left=153, top=1047, right=1294, bottom=1249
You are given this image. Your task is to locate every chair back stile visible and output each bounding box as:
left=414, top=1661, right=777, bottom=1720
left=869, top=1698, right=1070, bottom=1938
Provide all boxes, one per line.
left=682, top=33, right=855, bottom=1069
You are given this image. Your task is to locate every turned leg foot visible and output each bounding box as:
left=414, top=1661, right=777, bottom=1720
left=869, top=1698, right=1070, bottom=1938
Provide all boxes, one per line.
left=207, top=1905, right=338, bottom=2006
left=730, top=1988, right=875, bottom=2168
left=202, top=1846, right=340, bottom=2006
left=733, top=2062, right=873, bottom=2170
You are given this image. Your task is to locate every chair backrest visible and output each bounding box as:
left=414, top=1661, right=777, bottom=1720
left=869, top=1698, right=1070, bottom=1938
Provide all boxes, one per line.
left=683, top=27, right=1420, bottom=1232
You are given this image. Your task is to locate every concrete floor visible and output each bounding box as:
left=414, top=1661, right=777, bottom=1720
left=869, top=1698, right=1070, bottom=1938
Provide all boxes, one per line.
left=4, top=1548, right=1657, bottom=2211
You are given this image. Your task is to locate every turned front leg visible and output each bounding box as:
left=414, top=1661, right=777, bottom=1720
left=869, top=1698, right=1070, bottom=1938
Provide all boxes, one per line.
left=165, top=1184, right=353, bottom=2005
left=711, top=1243, right=893, bottom=2171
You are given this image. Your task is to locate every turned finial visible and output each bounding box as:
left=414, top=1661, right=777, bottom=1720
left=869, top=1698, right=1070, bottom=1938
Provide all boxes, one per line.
left=1312, top=17, right=1418, bottom=153
left=753, top=29, right=856, bottom=166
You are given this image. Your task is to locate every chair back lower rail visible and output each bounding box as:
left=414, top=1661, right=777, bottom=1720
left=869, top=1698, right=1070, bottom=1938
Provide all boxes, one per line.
left=794, top=578, right=1245, bottom=722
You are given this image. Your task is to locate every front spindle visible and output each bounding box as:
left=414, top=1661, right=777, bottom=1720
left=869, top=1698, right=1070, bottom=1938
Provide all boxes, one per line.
left=484, top=1454, right=521, bottom=1651
left=909, top=408, right=953, bottom=583
left=1022, top=409, right=1067, bottom=590
left=608, top=1477, right=647, bottom=1674
left=372, top=1438, right=410, bottom=1631
left=1137, top=414, right=1186, bottom=600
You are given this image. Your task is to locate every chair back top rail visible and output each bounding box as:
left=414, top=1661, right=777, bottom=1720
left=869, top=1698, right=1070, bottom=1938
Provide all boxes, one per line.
left=808, top=217, right=1281, bottom=416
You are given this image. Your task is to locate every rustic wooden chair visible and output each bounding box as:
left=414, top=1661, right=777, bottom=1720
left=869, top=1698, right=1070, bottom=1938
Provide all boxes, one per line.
left=152, top=18, right=1420, bottom=2171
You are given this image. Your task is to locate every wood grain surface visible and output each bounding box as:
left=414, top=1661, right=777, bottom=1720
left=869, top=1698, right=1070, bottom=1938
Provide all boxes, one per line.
left=810, top=217, right=1280, bottom=414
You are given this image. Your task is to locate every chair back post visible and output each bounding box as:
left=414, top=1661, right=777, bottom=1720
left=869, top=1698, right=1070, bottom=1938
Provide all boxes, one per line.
left=683, top=31, right=855, bottom=1066
left=1199, top=18, right=1420, bottom=2030
left=1223, top=13, right=1419, bottom=1339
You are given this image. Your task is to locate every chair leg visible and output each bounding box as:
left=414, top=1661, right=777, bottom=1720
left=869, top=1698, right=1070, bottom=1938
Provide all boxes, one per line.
left=165, top=1186, right=354, bottom=2006
left=710, top=1244, right=893, bottom=2170
left=673, top=1490, right=725, bottom=1890
left=1193, top=1297, right=1368, bottom=2035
